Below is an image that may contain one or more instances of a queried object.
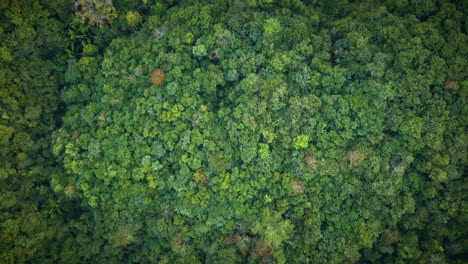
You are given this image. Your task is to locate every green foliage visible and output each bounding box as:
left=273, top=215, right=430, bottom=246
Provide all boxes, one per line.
left=0, top=1, right=82, bottom=263
left=126, top=11, right=142, bottom=27
left=263, top=18, right=281, bottom=36
left=1, top=0, right=467, bottom=263
left=251, top=209, right=294, bottom=249
left=192, top=44, right=207, bottom=57
left=293, top=135, right=309, bottom=150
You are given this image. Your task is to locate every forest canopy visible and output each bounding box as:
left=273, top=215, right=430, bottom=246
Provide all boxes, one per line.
left=0, top=0, right=467, bottom=263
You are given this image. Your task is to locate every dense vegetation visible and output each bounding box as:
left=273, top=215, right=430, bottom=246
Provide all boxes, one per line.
left=1, top=0, right=467, bottom=263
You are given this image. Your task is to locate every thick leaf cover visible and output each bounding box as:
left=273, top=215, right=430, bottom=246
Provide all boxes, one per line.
left=1, top=0, right=467, bottom=263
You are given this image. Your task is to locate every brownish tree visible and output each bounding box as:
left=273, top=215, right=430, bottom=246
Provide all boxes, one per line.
left=250, top=240, right=275, bottom=264
left=381, top=229, right=399, bottom=245
left=74, top=0, right=117, bottom=26
left=222, top=233, right=237, bottom=245
left=72, top=130, right=80, bottom=140
left=291, top=178, right=305, bottom=195
left=348, top=148, right=365, bottom=168
left=150, top=68, right=165, bottom=86
left=444, top=80, right=460, bottom=90
left=303, top=152, right=317, bottom=169
left=193, top=169, right=209, bottom=184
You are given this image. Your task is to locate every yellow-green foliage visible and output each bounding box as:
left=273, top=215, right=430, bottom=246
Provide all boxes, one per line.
left=126, top=11, right=142, bottom=27
left=293, top=135, right=309, bottom=149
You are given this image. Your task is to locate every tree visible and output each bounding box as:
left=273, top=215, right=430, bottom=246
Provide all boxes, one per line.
left=150, top=68, right=165, bottom=86
left=293, top=135, right=309, bottom=150
left=126, top=11, right=142, bottom=28
left=74, top=0, right=117, bottom=26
